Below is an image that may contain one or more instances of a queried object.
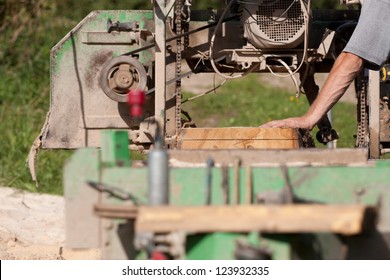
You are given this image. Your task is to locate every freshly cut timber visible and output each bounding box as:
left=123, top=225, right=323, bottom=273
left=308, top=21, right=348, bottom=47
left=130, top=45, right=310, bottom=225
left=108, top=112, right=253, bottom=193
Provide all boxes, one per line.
left=176, top=127, right=301, bottom=149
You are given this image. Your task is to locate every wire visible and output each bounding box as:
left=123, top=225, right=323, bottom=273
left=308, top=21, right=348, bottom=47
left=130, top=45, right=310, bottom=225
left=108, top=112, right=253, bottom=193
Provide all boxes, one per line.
left=209, top=0, right=261, bottom=79
left=297, top=0, right=311, bottom=93
left=259, top=0, right=311, bottom=96
left=183, top=57, right=264, bottom=104
left=265, top=0, right=300, bottom=23
left=209, top=0, right=311, bottom=94
left=181, top=76, right=230, bottom=103
left=263, top=0, right=309, bottom=77
left=209, top=0, right=242, bottom=79
left=241, top=5, right=290, bottom=25
left=266, top=59, right=301, bottom=97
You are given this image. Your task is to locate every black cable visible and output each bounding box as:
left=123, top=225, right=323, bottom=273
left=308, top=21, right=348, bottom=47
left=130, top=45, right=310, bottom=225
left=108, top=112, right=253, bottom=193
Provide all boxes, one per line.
left=122, top=15, right=239, bottom=57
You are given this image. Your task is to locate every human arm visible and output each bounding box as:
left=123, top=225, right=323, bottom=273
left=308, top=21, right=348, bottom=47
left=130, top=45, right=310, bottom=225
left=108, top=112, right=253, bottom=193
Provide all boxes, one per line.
left=261, top=52, right=364, bottom=130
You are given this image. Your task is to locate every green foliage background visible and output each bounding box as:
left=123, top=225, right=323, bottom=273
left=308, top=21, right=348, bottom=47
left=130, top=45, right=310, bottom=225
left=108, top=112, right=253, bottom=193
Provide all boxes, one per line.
left=0, top=0, right=346, bottom=194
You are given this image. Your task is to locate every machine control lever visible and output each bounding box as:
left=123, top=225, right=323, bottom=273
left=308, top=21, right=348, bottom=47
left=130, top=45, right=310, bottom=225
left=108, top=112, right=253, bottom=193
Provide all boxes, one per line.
left=316, top=127, right=339, bottom=144
left=87, top=181, right=139, bottom=203
left=107, top=19, right=138, bottom=33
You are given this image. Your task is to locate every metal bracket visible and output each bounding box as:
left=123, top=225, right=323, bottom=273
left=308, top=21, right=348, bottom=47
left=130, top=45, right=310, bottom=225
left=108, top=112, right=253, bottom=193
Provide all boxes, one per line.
left=155, top=0, right=176, bottom=18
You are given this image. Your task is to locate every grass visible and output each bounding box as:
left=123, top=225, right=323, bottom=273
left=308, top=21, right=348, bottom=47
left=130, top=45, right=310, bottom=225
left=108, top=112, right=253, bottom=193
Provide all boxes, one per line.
left=0, top=1, right=151, bottom=195
left=0, top=13, right=73, bottom=194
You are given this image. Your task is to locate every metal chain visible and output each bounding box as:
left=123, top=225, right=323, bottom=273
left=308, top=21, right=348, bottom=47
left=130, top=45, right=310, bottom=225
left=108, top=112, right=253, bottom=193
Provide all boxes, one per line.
left=298, top=128, right=316, bottom=148
left=175, top=0, right=183, bottom=136
left=356, top=72, right=369, bottom=148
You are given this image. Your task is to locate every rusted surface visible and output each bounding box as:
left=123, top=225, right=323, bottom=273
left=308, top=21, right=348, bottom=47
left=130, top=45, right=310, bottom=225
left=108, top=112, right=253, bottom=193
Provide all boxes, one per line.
left=85, top=50, right=113, bottom=90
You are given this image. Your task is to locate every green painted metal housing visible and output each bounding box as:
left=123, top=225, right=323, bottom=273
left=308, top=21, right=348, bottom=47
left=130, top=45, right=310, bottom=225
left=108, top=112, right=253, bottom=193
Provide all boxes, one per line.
left=64, top=131, right=390, bottom=260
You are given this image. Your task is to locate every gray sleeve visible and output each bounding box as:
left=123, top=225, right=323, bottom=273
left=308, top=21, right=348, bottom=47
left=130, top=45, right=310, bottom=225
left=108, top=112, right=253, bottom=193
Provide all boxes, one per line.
left=343, top=0, right=390, bottom=70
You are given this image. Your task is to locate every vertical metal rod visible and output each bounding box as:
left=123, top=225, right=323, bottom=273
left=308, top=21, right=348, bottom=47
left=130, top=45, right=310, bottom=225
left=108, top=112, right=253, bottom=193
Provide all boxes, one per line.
left=234, top=157, right=241, bottom=204
left=369, top=70, right=381, bottom=158
left=326, top=110, right=336, bottom=149
left=148, top=152, right=169, bottom=206
left=281, top=165, right=293, bottom=204
left=246, top=166, right=252, bottom=204
left=222, top=166, right=229, bottom=205
left=154, top=0, right=167, bottom=141
left=148, top=124, right=169, bottom=206
left=205, top=157, right=214, bottom=205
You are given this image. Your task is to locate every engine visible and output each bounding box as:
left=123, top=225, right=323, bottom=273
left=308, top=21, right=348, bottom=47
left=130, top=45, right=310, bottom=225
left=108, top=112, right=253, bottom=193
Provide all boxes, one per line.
left=240, top=0, right=308, bottom=49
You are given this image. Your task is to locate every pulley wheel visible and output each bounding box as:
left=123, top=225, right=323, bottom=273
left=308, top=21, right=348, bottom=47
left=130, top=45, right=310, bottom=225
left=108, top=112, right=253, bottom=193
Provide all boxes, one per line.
left=99, top=56, right=147, bottom=102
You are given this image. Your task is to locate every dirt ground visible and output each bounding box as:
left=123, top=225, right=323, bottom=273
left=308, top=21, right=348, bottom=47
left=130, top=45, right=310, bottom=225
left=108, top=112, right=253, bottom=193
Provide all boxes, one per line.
left=0, top=187, right=101, bottom=260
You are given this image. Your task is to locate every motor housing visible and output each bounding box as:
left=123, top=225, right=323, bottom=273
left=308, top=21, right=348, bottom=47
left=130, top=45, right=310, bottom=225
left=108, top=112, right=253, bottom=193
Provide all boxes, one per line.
left=241, top=0, right=307, bottom=49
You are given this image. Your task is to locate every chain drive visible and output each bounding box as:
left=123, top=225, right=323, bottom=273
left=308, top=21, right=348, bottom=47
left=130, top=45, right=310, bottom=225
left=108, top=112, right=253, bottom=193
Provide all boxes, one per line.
left=175, top=0, right=183, bottom=136
left=356, top=72, right=369, bottom=148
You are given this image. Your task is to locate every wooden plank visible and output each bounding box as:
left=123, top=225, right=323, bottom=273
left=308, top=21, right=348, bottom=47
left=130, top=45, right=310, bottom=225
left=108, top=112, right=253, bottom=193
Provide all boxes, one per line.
left=178, top=139, right=299, bottom=149
left=177, top=127, right=300, bottom=149
left=179, top=127, right=299, bottom=140
left=168, top=148, right=369, bottom=167
left=135, top=205, right=375, bottom=235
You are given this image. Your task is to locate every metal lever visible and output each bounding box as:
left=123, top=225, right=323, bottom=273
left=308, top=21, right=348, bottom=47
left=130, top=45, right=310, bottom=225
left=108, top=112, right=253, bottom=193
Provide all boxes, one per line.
left=107, top=19, right=138, bottom=33
left=205, top=157, right=214, bottom=205
left=87, top=181, right=139, bottom=203
left=316, top=127, right=339, bottom=144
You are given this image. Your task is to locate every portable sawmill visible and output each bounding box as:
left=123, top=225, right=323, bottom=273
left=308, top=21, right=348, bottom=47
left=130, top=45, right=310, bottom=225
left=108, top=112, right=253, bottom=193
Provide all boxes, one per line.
left=30, top=0, right=390, bottom=259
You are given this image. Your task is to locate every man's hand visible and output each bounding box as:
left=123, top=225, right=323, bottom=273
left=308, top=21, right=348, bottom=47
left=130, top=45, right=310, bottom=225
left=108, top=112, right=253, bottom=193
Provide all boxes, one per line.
left=261, top=52, right=363, bottom=132
left=260, top=116, right=315, bottom=130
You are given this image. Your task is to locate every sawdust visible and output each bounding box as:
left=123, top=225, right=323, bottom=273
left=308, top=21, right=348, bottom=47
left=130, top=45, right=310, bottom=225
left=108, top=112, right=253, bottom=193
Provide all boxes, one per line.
left=0, top=187, right=101, bottom=260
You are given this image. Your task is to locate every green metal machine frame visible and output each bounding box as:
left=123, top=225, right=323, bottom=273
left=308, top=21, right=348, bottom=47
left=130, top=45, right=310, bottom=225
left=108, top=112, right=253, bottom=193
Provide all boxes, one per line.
left=64, top=131, right=390, bottom=260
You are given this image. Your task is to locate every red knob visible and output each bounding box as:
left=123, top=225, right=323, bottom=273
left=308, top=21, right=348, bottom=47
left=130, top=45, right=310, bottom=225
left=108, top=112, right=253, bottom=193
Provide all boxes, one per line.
left=151, top=251, right=168, bottom=260
left=128, top=89, right=145, bottom=118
